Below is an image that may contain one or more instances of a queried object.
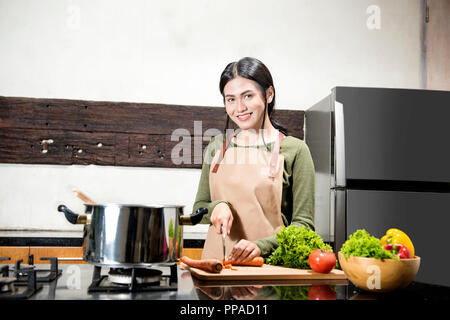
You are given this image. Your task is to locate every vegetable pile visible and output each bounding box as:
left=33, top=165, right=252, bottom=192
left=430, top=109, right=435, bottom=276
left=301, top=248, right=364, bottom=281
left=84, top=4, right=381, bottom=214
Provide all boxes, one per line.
left=340, top=229, right=398, bottom=260
left=381, top=228, right=415, bottom=258
left=266, top=225, right=334, bottom=269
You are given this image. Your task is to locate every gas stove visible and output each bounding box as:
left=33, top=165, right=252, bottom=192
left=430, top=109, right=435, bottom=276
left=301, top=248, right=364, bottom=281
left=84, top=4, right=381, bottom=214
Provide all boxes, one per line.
left=0, top=256, right=196, bottom=300
left=0, top=255, right=60, bottom=300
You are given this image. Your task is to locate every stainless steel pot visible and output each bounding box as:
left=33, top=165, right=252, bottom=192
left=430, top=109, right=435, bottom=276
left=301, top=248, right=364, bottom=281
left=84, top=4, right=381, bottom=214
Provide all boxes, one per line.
left=57, top=204, right=207, bottom=267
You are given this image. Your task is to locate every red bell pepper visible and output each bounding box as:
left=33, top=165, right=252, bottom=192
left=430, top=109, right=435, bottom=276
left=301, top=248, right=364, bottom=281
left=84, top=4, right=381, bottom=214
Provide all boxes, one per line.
left=383, top=243, right=411, bottom=259
left=395, top=244, right=411, bottom=259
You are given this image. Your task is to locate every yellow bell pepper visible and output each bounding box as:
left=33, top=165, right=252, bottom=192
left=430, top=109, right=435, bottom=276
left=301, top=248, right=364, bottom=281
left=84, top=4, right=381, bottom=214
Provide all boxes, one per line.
left=380, top=228, right=415, bottom=257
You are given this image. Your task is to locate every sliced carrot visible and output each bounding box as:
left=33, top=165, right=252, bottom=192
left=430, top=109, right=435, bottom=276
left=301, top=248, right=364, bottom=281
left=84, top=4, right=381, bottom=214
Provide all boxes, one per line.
left=223, top=256, right=264, bottom=267
left=222, top=259, right=238, bottom=271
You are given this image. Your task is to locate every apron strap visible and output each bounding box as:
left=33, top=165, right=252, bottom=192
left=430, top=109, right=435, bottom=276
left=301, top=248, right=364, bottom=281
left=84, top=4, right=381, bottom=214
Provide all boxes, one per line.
left=211, top=134, right=235, bottom=173
left=268, top=131, right=285, bottom=178
left=212, top=131, right=285, bottom=175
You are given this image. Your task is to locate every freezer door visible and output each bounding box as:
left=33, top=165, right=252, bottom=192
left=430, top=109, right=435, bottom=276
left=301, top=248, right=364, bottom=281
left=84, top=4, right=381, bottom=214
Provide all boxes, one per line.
left=346, top=189, right=450, bottom=287
left=334, top=87, right=450, bottom=183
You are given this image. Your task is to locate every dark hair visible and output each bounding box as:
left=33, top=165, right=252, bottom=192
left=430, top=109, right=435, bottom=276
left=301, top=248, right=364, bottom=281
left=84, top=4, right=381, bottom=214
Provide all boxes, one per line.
left=219, top=57, right=288, bottom=144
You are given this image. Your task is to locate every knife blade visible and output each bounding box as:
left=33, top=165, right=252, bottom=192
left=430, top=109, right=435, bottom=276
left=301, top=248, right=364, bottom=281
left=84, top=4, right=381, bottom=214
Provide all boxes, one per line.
left=221, top=225, right=226, bottom=260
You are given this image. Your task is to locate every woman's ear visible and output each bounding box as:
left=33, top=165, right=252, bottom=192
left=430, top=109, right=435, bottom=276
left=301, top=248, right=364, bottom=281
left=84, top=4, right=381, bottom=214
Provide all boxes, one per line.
left=266, top=86, right=274, bottom=104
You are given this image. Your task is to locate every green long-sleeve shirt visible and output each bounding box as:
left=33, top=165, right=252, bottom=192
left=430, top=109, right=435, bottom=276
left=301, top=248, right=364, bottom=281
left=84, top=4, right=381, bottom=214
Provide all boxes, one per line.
left=192, top=134, right=315, bottom=257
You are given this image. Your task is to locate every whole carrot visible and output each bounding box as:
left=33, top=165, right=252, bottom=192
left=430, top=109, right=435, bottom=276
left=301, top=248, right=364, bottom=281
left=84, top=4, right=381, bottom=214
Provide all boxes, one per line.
left=224, top=256, right=264, bottom=267
left=180, top=256, right=223, bottom=273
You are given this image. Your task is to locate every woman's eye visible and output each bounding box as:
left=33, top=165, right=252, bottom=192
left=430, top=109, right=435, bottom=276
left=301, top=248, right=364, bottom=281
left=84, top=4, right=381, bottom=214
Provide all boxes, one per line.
left=227, top=98, right=234, bottom=103
left=244, top=94, right=252, bottom=99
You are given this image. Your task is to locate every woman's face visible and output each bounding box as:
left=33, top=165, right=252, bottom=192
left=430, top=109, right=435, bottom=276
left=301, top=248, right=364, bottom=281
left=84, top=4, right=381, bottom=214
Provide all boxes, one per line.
left=223, top=76, right=273, bottom=131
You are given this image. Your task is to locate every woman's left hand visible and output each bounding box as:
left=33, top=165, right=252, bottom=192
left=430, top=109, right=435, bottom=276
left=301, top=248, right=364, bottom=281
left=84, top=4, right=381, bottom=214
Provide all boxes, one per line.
left=228, top=239, right=261, bottom=264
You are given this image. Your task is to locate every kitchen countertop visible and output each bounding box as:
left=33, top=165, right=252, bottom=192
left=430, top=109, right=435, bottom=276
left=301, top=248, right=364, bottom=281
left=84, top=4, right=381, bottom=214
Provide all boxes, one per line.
left=9, top=263, right=198, bottom=300
left=3, top=262, right=449, bottom=301
left=1, top=262, right=449, bottom=319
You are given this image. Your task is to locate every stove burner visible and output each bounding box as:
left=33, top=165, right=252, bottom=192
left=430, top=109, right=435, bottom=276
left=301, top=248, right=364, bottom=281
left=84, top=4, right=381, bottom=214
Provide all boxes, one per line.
left=14, top=256, right=62, bottom=283
left=0, top=277, right=15, bottom=293
left=0, top=255, right=62, bottom=300
left=0, top=265, right=43, bottom=299
left=88, top=263, right=178, bottom=293
left=0, top=265, right=16, bottom=293
left=108, top=268, right=162, bottom=285
left=14, top=262, right=34, bottom=277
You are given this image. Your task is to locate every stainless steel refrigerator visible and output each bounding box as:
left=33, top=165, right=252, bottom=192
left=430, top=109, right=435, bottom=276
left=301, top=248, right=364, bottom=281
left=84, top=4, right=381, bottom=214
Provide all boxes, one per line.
left=305, top=87, right=450, bottom=286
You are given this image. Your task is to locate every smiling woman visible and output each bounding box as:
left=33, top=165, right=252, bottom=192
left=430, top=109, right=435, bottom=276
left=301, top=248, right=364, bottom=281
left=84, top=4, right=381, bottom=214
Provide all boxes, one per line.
left=193, top=57, right=316, bottom=264
left=220, top=57, right=288, bottom=145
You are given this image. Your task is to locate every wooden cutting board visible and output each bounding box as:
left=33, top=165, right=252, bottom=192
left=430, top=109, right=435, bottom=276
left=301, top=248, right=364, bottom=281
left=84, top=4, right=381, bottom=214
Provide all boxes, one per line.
left=181, top=263, right=347, bottom=281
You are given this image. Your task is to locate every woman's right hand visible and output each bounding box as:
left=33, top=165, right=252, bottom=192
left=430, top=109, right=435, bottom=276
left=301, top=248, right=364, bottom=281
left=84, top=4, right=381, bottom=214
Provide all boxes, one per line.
left=210, top=202, right=233, bottom=236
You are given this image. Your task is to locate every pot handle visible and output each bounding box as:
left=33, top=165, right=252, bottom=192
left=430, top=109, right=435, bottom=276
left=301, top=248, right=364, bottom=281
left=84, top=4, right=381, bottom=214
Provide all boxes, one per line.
left=180, top=207, right=208, bottom=225
left=58, top=205, right=88, bottom=224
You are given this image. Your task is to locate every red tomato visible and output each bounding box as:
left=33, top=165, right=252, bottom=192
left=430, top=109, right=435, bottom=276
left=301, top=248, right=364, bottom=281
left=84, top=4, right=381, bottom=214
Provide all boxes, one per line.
left=308, top=249, right=336, bottom=273
left=308, top=285, right=337, bottom=300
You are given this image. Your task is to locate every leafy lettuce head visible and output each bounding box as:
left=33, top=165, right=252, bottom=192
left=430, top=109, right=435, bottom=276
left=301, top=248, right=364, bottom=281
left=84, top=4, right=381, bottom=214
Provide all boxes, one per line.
left=340, top=229, right=398, bottom=260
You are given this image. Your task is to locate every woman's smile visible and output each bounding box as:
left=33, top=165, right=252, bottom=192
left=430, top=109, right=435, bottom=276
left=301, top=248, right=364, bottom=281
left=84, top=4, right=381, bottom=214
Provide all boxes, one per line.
left=236, top=112, right=253, bottom=121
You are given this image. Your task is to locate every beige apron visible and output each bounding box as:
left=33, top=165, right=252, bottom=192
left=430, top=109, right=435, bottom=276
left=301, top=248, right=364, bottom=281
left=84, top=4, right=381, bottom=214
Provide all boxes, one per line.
left=201, top=131, right=285, bottom=260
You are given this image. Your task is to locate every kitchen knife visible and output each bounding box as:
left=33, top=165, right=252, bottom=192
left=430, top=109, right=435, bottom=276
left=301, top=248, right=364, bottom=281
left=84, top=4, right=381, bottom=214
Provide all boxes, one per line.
left=221, top=225, right=226, bottom=260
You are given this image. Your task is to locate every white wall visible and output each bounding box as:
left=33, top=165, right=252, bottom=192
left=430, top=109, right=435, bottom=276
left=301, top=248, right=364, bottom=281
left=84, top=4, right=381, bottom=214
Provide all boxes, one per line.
left=0, top=0, right=424, bottom=236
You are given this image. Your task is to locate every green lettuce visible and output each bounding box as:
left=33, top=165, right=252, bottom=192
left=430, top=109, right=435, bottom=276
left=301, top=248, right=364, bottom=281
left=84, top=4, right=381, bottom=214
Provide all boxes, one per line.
left=266, top=225, right=333, bottom=269
left=340, top=229, right=398, bottom=260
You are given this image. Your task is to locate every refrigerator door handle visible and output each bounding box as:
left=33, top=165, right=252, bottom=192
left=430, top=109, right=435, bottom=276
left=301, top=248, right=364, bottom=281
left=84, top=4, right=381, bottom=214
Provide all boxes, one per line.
left=334, top=188, right=346, bottom=254
left=334, top=101, right=346, bottom=187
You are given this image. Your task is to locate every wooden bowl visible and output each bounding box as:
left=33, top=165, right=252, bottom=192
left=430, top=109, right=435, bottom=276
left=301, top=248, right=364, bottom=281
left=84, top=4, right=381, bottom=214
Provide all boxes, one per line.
left=338, top=252, right=420, bottom=293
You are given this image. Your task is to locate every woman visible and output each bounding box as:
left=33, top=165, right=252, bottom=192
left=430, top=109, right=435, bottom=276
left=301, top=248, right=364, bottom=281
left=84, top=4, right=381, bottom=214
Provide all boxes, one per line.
left=193, top=57, right=315, bottom=264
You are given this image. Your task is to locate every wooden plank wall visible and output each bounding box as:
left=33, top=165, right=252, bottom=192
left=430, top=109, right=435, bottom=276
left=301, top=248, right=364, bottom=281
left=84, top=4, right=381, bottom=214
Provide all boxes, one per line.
left=0, top=96, right=305, bottom=168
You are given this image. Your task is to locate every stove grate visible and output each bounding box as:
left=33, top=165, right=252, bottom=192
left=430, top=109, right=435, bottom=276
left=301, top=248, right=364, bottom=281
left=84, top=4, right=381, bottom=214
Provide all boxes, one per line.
left=87, top=263, right=178, bottom=293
